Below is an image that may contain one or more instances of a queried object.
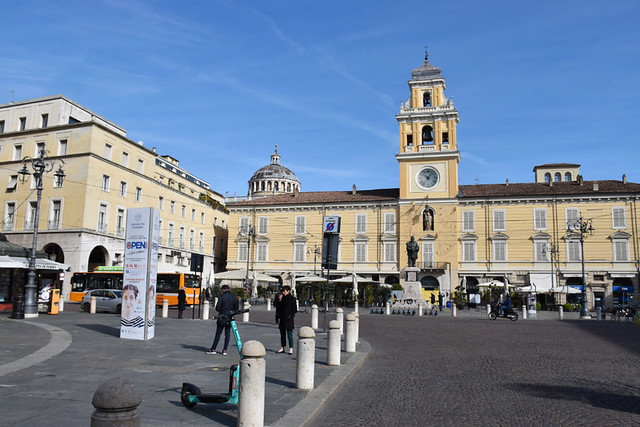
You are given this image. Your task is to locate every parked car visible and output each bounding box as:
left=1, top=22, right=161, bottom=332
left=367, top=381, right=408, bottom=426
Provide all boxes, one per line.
left=81, top=289, right=122, bottom=314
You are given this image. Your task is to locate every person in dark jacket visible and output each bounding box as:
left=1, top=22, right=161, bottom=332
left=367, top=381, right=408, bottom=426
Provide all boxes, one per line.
left=276, top=285, right=297, bottom=354
left=206, top=285, right=239, bottom=355
left=177, top=286, right=187, bottom=319
left=273, top=286, right=283, bottom=324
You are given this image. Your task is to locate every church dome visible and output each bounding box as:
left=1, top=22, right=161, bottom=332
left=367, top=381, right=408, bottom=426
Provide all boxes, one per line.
left=248, top=147, right=300, bottom=197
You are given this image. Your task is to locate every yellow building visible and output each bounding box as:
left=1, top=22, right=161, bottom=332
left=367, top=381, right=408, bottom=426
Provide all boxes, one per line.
left=0, top=95, right=228, bottom=301
left=226, top=52, right=640, bottom=311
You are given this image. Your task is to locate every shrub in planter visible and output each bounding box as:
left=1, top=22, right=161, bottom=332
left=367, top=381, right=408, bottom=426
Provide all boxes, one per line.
left=563, top=303, right=574, bottom=312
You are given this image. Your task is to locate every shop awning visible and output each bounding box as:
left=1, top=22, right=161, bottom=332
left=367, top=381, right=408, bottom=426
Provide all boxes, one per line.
left=2, top=256, right=70, bottom=271
left=526, top=273, right=555, bottom=293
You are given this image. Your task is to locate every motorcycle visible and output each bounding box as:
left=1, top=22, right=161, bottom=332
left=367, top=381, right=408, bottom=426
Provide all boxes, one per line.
left=488, top=303, right=518, bottom=321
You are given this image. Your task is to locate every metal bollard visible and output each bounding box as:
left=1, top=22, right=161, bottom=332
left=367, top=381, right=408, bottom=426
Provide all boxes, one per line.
left=336, top=308, right=344, bottom=336
left=162, top=299, right=169, bottom=318
left=418, top=302, right=424, bottom=316
left=296, top=327, right=316, bottom=390
left=91, top=377, right=141, bottom=426
left=90, top=296, right=97, bottom=314
left=267, top=298, right=271, bottom=311
left=522, top=305, right=527, bottom=320
left=202, top=301, right=210, bottom=320
left=559, top=305, right=564, bottom=320
left=385, top=301, right=390, bottom=315
left=311, top=304, right=319, bottom=330
left=345, top=313, right=357, bottom=353
left=327, top=320, right=341, bottom=366
left=596, top=306, right=602, bottom=321
left=238, top=340, right=266, bottom=426
left=242, top=301, right=250, bottom=322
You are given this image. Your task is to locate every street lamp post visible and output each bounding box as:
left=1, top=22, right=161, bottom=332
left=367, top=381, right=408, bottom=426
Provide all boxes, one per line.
left=15, top=145, right=65, bottom=319
left=240, top=225, right=255, bottom=298
left=543, top=243, right=559, bottom=307
left=307, top=245, right=321, bottom=275
left=567, top=216, right=594, bottom=319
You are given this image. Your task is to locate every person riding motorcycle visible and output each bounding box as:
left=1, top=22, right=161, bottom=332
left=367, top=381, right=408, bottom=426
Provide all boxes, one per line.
left=499, top=294, right=512, bottom=316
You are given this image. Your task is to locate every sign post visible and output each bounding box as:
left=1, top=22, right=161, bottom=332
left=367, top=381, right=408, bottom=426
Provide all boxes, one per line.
left=322, top=216, right=340, bottom=330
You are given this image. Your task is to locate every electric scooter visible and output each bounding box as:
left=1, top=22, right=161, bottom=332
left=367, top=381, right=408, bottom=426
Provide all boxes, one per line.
left=181, top=307, right=250, bottom=408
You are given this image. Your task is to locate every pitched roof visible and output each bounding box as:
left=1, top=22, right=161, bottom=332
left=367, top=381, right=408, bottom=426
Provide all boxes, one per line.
left=227, top=188, right=400, bottom=207
left=458, top=180, right=640, bottom=198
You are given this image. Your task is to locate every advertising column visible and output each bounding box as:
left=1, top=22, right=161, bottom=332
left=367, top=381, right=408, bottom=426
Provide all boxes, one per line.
left=121, top=207, right=159, bottom=340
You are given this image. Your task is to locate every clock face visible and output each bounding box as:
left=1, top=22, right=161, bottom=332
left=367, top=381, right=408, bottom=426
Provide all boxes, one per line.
left=416, top=167, right=439, bottom=189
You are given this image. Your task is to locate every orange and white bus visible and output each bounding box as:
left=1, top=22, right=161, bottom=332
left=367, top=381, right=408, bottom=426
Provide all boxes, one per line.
left=70, top=266, right=201, bottom=306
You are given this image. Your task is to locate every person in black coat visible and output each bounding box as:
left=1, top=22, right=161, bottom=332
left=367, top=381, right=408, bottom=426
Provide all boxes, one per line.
left=177, top=286, right=186, bottom=319
left=277, top=285, right=297, bottom=354
left=207, top=285, right=239, bottom=355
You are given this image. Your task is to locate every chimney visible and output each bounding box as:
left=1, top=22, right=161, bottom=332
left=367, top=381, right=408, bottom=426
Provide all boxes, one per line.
left=578, top=175, right=584, bottom=186
left=505, top=178, right=509, bottom=186
left=593, top=181, right=599, bottom=191
left=352, top=184, right=357, bottom=195
left=623, top=174, right=627, bottom=184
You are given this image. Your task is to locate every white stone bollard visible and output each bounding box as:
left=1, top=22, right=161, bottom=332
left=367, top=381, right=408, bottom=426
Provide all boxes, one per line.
left=418, top=302, right=424, bottom=316
left=202, top=301, right=210, bottom=320
left=452, top=303, right=457, bottom=317
left=296, top=327, right=316, bottom=390
left=354, top=301, right=358, bottom=313
left=353, top=312, right=360, bottom=344
left=385, top=301, right=390, bottom=315
left=162, top=299, right=169, bottom=318
left=522, top=305, right=527, bottom=320
left=242, top=301, right=250, bottom=322
left=596, top=307, right=602, bottom=321
left=336, top=308, right=344, bottom=336
left=327, top=320, right=341, bottom=366
left=345, top=313, right=357, bottom=353
left=59, top=297, right=64, bottom=312
left=487, top=304, right=491, bottom=316
left=311, top=304, right=319, bottom=330
left=238, top=340, right=266, bottom=427
left=267, top=298, right=271, bottom=311
left=90, top=296, right=96, bottom=314
left=91, top=377, right=141, bottom=427
left=559, top=305, right=564, bottom=320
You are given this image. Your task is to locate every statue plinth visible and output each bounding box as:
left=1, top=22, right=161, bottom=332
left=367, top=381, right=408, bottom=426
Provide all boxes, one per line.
left=401, top=267, right=424, bottom=303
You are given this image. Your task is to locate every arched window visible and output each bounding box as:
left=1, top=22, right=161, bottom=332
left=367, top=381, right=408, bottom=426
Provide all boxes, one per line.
left=544, top=173, right=551, bottom=183
left=261, top=181, right=265, bottom=191
left=287, top=183, right=291, bottom=192
left=554, top=172, right=561, bottom=182
left=421, top=126, right=434, bottom=144
left=564, top=172, right=571, bottom=182
left=274, top=182, right=279, bottom=191
left=423, top=92, right=431, bottom=107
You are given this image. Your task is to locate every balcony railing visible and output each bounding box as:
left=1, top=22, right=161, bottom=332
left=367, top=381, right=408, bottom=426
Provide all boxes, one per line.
left=48, top=220, right=60, bottom=230
left=115, top=227, right=125, bottom=237
left=2, top=222, right=14, bottom=231
left=418, top=261, right=448, bottom=270
left=97, top=223, right=108, bottom=233
left=24, top=220, right=35, bottom=230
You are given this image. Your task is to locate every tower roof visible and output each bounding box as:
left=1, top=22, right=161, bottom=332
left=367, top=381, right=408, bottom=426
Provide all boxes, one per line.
left=410, top=49, right=443, bottom=81
left=249, top=147, right=299, bottom=183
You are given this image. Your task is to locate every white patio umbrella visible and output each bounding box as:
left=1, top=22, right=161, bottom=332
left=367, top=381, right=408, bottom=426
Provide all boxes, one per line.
left=214, top=269, right=278, bottom=283
left=550, top=286, right=581, bottom=294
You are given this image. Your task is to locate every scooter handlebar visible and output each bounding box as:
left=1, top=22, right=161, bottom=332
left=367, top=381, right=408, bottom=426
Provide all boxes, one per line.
left=214, top=308, right=250, bottom=319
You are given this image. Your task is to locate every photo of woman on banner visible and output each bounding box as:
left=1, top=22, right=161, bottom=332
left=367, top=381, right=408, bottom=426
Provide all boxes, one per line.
left=121, top=284, right=144, bottom=327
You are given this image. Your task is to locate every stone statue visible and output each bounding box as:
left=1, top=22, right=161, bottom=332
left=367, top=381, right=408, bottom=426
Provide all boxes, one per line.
left=406, top=236, right=419, bottom=267
left=423, top=209, right=433, bottom=231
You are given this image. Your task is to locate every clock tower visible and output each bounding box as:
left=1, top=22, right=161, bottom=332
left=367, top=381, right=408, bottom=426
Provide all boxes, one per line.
left=396, top=51, right=460, bottom=200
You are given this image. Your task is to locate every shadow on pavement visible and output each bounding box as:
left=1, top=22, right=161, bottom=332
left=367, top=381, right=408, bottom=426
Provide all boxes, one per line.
left=564, top=320, right=640, bottom=354
left=510, top=383, right=640, bottom=415
left=77, top=323, right=120, bottom=337
left=266, top=376, right=294, bottom=388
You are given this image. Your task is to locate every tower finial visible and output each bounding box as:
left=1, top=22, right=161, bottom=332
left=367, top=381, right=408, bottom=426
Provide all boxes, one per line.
left=424, top=46, right=429, bottom=63
left=274, top=144, right=278, bottom=154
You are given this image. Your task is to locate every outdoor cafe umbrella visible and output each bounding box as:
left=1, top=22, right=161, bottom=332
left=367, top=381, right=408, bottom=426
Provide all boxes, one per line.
left=294, top=275, right=327, bottom=283
left=214, top=269, right=278, bottom=283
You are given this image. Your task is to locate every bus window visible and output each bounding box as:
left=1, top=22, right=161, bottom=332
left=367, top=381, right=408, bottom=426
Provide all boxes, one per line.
left=71, top=274, right=87, bottom=292
left=184, top=274, right=200, bottom=288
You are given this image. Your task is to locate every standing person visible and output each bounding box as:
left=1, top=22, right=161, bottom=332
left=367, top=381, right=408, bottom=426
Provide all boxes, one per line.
left=277, top=285, right=297, bottom=355
left=207, top=285, right=239, bottom=355
left=177, top=286, right=186, bottom=319
left=430, top=293, right=436, bottom=310
left=438, top=292, right=443, bottom=311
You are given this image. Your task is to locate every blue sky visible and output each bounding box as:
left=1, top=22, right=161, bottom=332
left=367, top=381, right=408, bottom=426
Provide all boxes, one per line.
left=2, top=0, right=639, bottom=198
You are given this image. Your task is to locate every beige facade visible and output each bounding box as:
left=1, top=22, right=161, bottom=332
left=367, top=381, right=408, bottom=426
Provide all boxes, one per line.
left=0, top=95, right=228, bottom=299
left=226, top=52, right=640, bottom=310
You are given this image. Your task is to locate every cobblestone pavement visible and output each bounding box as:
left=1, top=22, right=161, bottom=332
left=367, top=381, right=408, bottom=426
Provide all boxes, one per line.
left=308, top=313, right=640, bottom=426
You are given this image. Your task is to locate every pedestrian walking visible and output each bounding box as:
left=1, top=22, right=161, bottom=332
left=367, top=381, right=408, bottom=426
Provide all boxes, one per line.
left=438, top=292, right=443, bottom=311
left=206, top=285, right=239, bottom=355
left=430, top=293, right=436, bottom=310
left=177, top=286, right=186, bottom=319
left=274, top=286, right=283, bottom=324
left=276, top=285, right=297, bottom=354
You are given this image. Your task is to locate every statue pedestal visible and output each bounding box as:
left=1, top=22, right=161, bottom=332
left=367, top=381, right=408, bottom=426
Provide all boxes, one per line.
left=401, top=267, right=424, bottom=303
